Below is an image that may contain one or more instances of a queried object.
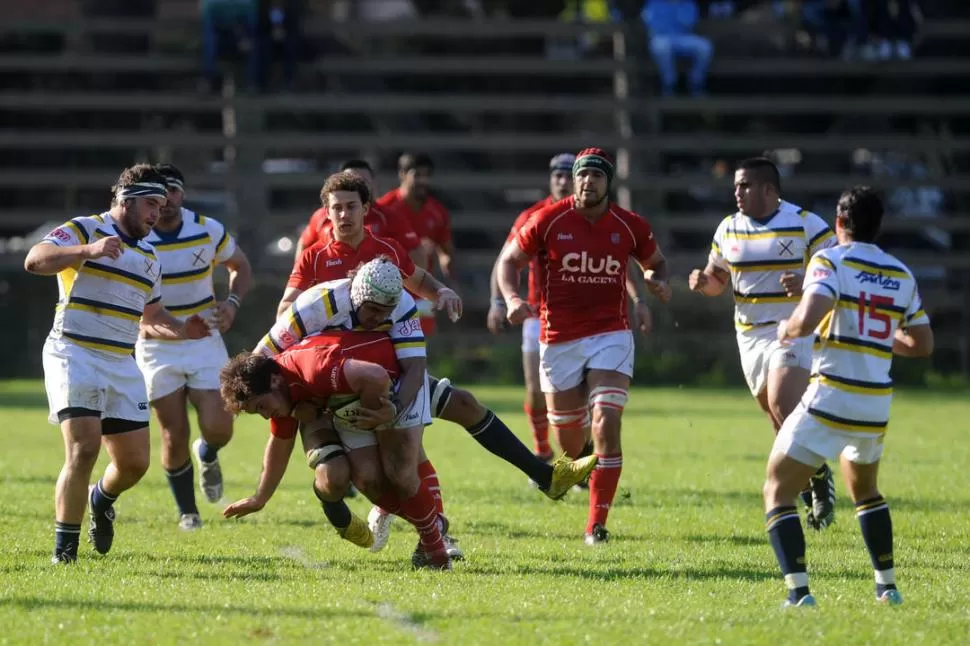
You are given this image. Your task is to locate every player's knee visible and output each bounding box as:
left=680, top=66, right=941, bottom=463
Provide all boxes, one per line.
left=119, top=451, right=151, bottom=480
left=385, top=466, right=419, bottom=498
left=313, top=462, right=350, bottom=502
left=200, top=421, right=233, bottom=449
left=66, top=437, right=101, bottom=469
left=443, top=388, right=485, bottom=428
left=352, top=468, right=385, bottom=501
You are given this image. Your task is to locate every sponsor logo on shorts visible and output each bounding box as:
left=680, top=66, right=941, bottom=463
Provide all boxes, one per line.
left=138, top=402, right=148, bottom=411
left=278, top=330, right=297, bottom=346
left=330, top=365, right=340, bottom=391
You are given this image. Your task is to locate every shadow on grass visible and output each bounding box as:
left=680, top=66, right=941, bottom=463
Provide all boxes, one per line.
left=0, top=596, right=372, bottom=620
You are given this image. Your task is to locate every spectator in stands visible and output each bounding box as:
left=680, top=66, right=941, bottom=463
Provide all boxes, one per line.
left=643, top=0, right=713, bottom=97
left=872, top=0, right=921, bottom=60
left=200, top=0, right=264, bottom=92
left=266, top=0, right=302, bottom=90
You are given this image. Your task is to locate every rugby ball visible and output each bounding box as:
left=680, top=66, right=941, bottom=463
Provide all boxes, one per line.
left=328, top=394, right=362, bottom=426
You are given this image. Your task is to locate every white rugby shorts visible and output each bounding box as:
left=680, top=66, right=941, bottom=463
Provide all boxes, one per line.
left=737, top=327, right=812, bottom=397
left=539, top=330, right=634, bottom=393
left=521, top=317, right=540, bottom=353
left=772, top=401, right=885, bottom=468
left=42, top=337, right=150, bottom=425
left=330, top=372, right=432, bottom=452
left=135, top=334, right=230, bottom=401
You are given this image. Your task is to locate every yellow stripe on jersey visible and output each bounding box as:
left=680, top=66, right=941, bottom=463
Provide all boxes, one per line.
left=733, top=291, right=799, bottom=305
left=92, top=229, right=156, bottom=260
left=162, top=265, right=213, bottom=285
left=392, top=340, right=425, bottom=350
left=64, top=298, right=142, bottom=322
left=62, top=331, right=135, bottom=355
left=815, top=256, right=836, bottom=271
left=812, top=373, right=893, bottom=396
left=169, top=296, right=215, bottom=315
left=807, top=407, right=888, bottom=433
left=80, top=263, right=153, bottom=293
left=905, top=308, right=927, bottom=324
left=808, top=229, right=835, bottom=254
left=734, top=320, right=777, bottom=332
left=730, top=259, right=804, bottom=273
left=65, top=220, right=89, bottom=244
left=712, top=240, right=721, bottom=255
left=722, top=227, right=803, bottom=240
left=215, top=230, right=231, bottom=256
left=58, top=267, right=79, bottom=298
left=323, top=289, right=338, bottom=319
left=815, top=335, right=892, bottom=360
left=843, top=258, right=909, bottom=279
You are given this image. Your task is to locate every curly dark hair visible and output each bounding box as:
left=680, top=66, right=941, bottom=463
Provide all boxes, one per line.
left=219, top=352, right=281, bottom=414
left=837, top=186, right=883, bottom=243
left=111, top=163, right=167, bottom=194
left=319, top=171, right=371, bottom=207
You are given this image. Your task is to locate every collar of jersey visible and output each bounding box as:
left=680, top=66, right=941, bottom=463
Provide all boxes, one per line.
left=151, top=219, right=184, bottom=241
left=745, top=206, right=782, bottom=227
left=112, top=224, right=144, bottom=248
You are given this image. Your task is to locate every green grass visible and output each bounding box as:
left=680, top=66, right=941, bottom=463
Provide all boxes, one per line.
left=1, top=379, right=969, bottom=644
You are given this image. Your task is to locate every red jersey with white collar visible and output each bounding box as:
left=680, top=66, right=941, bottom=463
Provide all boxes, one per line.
left=288, top=232, right=417, bottom=291
left=515, top=196, right=658, bottom=344
left=269, top=332, right=400, bottom=439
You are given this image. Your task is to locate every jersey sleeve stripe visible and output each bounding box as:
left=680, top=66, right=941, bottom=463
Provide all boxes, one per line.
left=289, top=309, right=308, bottom=338
left=815, top=256, right=836, bottom=270
left=162, top=265, right=213, bottom=284
left=324, top=289, right=338, bottom=319
left=811, top=282, right=838, bottom=299
left=395, top=306, right=419, bottom=323
left=732, top=290, right=799, bottom=304
left=67, top=296, right=143, bottom=319
left=215, top=230, right=230, bottom=255
left=905, top=308, right=927, bottom=323
left=67, top=219, right=90, bottom=243
left=808, top=228, right=835, bottom=247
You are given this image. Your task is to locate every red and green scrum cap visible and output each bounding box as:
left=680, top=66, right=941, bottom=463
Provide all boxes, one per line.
left=573, top=147, right=615, bottom=184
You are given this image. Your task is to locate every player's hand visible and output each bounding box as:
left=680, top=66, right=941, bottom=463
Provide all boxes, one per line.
left=435, top=287, right=463, bottom=323
left=223, top=495, right=267, bottom=519
left=688, top=269, right=708, bottom=292
left=486, top=301, right=507, bottom=335
left=633, top=301, right=653, bottom=336
left=211, top=300, right=238, bottom=333
left=776, top=319, right=792, bottom=345
left=181, top=314, right=212, bottom=340
left=355, top=397, right=397, bottom=430
left=505, top=297, right=535, bottom=326
left=780, top=272, right=803, bottom=297
left=83, top=236, right=123, bottom=260
left=643, top=271, right=672, bottom=303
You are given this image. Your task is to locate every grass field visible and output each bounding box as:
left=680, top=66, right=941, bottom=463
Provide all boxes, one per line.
left=1, top=379, right=969, bottom=645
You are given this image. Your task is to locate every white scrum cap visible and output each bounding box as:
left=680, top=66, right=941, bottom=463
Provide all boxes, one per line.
left=350, top=257, right=403, bottom=309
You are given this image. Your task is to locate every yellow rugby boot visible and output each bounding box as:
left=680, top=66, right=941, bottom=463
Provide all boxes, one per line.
left=543, top=454, right=598, bottom=501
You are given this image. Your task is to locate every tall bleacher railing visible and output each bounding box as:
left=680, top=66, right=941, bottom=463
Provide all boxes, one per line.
left=1, top=13, right=967, bottom=377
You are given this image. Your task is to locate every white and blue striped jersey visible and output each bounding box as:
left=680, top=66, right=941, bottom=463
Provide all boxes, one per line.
left=41, top=212, right=161, bottom=358
left=709, top=200, right=836, bottom=332
left=254, top=278, right=425, bottom=363
left=143, top=208, right=236, bottom=321
left=800, top=242, right=929, bottom=434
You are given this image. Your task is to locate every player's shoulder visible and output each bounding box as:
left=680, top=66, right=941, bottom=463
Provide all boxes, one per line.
left=530, top=195, right=575, bottom=223
left=425, top=195, right=450, bottom=216
left=844, top=244, right=915, bottom=279
left=368, top=233, right=407, bottom=261
left=376, top=190, right=399, bottom=207
left=780, top=201, right=827, bottom=226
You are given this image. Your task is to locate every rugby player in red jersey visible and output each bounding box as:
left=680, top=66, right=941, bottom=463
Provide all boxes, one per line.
left=497, top=148, right=672, bottom=545
left=376, top=153, right=454, bottom=335
left=295, top=159, right=425, bottom=267
left=219, top=333, right=451, bottom=570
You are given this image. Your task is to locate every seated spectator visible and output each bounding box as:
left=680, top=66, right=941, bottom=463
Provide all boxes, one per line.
left=872, top=0, right=920, bottom=60
left=200, top=0, right=264, bottom=91
left=643, top=0, right=713, bottom=97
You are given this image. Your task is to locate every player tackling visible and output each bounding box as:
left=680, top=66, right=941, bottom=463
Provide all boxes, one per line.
left=24, top=164, right=210, bottom=563
left=688, top=157, right=838, bottom=529
left=497, top=148, right=671, bottom=544
left=763, top=186, right=932, bottom=607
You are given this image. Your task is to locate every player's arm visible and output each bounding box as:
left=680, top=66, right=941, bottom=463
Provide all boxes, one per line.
left=634, top=247, right=672, bottom=303
left=141, top=300, right=211, bottom=340
left=403, top=265, right=462, bottom=321
left=276, top=286, right=304, bottom=319
left=343, top=359, right=393, bottom=411
left=496, top=239, right=535, bottom=324
left=894, top=287, right=934, bottom=357
left=778, top=254, right=839, bottom=340
left=254, top=287, right=328, bottom=356
left=212, top=247, right=254, bottom=333
left=24, top=220, right=117, bottom=275
left=224, top=432, right=296, bottom=518
left=435, top=238, right=455, bottom=280
left=625, top=267, right=653, bottom=335
left=689, top=260, right=731, bottom=297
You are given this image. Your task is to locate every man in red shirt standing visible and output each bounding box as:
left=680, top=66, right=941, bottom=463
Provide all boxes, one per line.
left=497, top=148, right=672, bottom=545
left=377, top=153, right=454, bottom=335
left=295, top=159, right=425, bottom=268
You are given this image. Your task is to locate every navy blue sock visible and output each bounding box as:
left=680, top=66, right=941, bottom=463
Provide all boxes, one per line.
left=856, top=496, right=896, bottom=596
left=90, top=478, right=118, bottom=518
left=322, top=500, right=352, bottom=530
left=468, top=411, right=553, bottom=489
left=54, top=521, right=80, bottom=560
left=166, top=460, right=199, bottom=515
left=197, top=439, right=220, bottom=463
left=766, top=505, right=811, bottom=603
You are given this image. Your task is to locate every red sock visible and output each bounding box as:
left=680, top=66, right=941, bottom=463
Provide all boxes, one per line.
left=397, top=482, right=447, bottom=565
left=418, top=460, right=443, bottom=516
left=524, top=403, right=551, bottom=457
left=373, top=490, right=401, bottom=516
left=587, top=453, right=623, bottom=534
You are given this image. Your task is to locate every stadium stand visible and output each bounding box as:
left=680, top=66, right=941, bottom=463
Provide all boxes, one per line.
left=0, top=0, right=967, bottom=378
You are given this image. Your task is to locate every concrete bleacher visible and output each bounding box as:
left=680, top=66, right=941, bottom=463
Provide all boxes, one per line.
left=0, top=4, right=967, bottom=371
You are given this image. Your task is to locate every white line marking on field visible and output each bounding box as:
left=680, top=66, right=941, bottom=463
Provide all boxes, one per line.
left=279, top=546, right=329, bottom=569
left=376, top=603, right=440, bottom=642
